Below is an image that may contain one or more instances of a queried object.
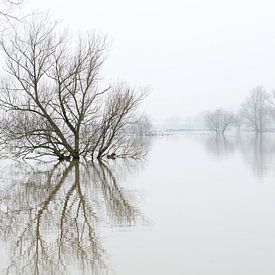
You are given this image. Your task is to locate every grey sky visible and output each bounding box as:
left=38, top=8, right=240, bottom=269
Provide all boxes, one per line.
left=24, top=0, right=275, bottom=120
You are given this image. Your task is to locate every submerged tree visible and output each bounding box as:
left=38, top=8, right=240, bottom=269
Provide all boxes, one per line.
left=206, top=109, right=235, bottom=135
left=0, top=16, right=147, bottom=160
left=241, top=86, right=271, bottom=133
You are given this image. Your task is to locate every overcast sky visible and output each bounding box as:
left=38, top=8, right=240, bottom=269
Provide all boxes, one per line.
left=23, top=0, right=275, bottom=121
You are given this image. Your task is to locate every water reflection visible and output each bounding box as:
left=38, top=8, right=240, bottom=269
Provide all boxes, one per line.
left=238, top=133, right=275, bottom=177
left=202, top=133, right=275, bottom=177
left=0, top=160, right=144, bottom=274
left=205, top=135, right=236, bottom=158
left=92, top=161, right=141, bottom=227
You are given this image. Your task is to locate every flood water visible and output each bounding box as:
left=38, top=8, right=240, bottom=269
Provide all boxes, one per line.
left=1, top=133, right=275, bottom=275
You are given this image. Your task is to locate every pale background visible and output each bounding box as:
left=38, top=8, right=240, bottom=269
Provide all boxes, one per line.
left=20, top=0, right=275, bottom=121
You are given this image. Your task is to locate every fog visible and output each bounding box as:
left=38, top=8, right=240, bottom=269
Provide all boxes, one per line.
left=23, top=0, right=275, bottom=121
left=1, top=1, right=275, bottom=274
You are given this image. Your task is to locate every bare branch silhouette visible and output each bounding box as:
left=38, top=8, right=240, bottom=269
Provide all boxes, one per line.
left=0, top=16, right=148, bottom=160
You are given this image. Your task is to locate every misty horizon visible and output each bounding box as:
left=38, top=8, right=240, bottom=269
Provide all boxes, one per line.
left=19, top=0, right=275, bottom=121
left=1, top=1, right=275, bottom=275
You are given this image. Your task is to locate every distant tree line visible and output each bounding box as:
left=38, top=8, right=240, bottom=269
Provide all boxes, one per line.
left=206, top=86, right=274, bottom=135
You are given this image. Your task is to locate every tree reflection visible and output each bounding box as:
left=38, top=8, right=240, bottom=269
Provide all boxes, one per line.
left=93, top=160, right=141, bottom=226
left=203, top=133, right=275, bottom=177
left=238, top=133, right=275, bottom=177
left=0, top=159, right=143, bottom=274
left=205, top=135, right=235, bottom=158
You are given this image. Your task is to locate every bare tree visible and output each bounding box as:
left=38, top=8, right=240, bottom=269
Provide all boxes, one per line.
left=86, top=83, right=147, bottom=159
left=0, top=0, right=24, bottom=28
left=206, top=109, right=235, bottom=135
left=0, top=16, right=148, bottom=160
left=241, top=86, right=271, bottom=133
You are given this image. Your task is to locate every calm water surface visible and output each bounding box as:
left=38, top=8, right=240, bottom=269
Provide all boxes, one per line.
left=1, top=133, right=275, bottom=275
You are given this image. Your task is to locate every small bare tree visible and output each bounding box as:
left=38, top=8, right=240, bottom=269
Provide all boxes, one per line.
left=241, top=86, right=271, bottom=133
left=0, top=16, right=147, bottom=160
left=206, top=109, right=235, bottom=135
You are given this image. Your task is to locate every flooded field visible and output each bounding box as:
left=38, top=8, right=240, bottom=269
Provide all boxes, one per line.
left=1, top=133, right=275, bottom=275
